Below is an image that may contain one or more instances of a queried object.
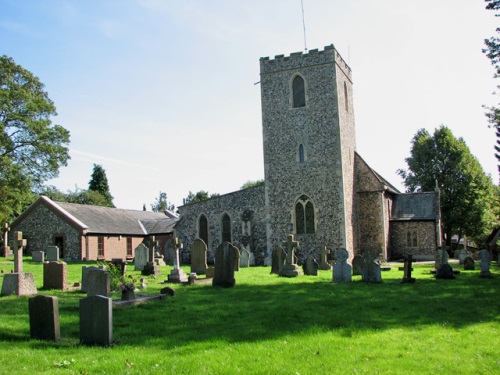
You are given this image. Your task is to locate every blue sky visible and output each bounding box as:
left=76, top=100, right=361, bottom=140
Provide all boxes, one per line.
left=1, top=0, right=498, bottom=210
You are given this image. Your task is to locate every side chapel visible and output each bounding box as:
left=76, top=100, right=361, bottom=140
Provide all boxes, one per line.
left=175, top=45, right=442, bottom=264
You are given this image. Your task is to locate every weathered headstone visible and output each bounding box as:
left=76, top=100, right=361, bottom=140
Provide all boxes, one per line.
left=435, top=263, right=455, bottom=279
left=352, top=254, right=364, bottom=276
left=32, top=251, right=45, bottom=263
left=86, top=269, right=110, bottom=297
left=191, top=239, right=208, bottom=275
left=134, top=243, right=149, bottom=271
left=234, top=246, right=241, bottom=272
left=212, top=242, right=239, bottom=287
left=163, top=238, right=176, bottom=266
left=333, top=248, right=352, bottom=282
left=458, top=249, right=469, bottom=265
left=318, top=246, right=331, bottom=270
left=43, top=261, right=67, bottom=290
left=279, top=234, right=301, bottom=277
left=361, top=252, right=382, bottom=283
left=478, top=249, right=492, bottom=278
left=463, top=256, right=475, bottom=271
left=400, top=254, right=416, bottom=283
left=80, top=295, right=112, bottom=346
left=46, top=246, right=59, bottom=262
left=303, top=256, right=319, bottom=276
left=167, top=238, right=188, bottom=283
left=142, top=236, right=161, bottom=276
left=29, top=295, right=60, bottom=341
left=434, top=247, right=449, bottom=270
left=81, top=265, right=105, bottom=293
left=270, top=247, right=286, bottom=274
left=240, top=247, right=251, bottom=268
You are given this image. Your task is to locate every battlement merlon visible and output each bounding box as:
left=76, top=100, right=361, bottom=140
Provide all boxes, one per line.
left=259, top=44, right=352, bottom=79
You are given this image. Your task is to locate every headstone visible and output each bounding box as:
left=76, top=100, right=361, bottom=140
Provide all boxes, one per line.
left=3, top=223, right=12, bottom=257
left=434, top=247, right=449, bottom=270
left=134, top=243, right=149, bottom=271
left=463, top=256, right=475, bottom=271
left=86, top=269, right=110, bottom=297
left=32, top=251, right=45, bottom=263
left=29, top=295, right=60, bottom=341
left=279, top=234, right=302, bottom=277
left=154, top=251, right=166, bottom=266
left=303, top=256, right=319, bottom=276
left=361, top=252, right=382, bottom=283
left=333, top=248, right=352, bottom=282
left=400, top=254, right=416, bottom=283
left=234, top=246, right=241, bottom=272
left=458, top=249, right=469, bottom=265
left=81, top=265, right=105, bottom=293
left=270, top=247, right=286, bottom=274
left=191, top=239, right=208, bottom=275
left=240, top=247, right=251, bottom=268
left=80, top=295, right=112, bottom=346
left=163, top=238, right=176, bottom=266
left=478, top=249, right=492, bottom=278
left=46, top=246, right=59, bottom=262
left=111, top=258, right=127, bottom=276
left=435, top=263, right=455, bottom=279
left=248, top=251, right=255, bottom=266
left=167, top=238, right=188, bottom=283
left=141, top=236, right=161, bottom=276
left=43, top=261, right=67, bottom=290
left=318, top=246, right=331, bottom=270
left=352, top=254, right=364, bottom=276
left=212, top=242, right=239, bottom=287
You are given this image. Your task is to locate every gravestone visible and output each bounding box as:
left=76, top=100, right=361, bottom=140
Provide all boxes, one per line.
left=134, top=243, right=149, bottom=271
left=248, top=251, right=255, bottom=266
left=81, top=265, right=105, bottom=293
left=167, top=238, right=188, bottom=283
left=270, top=247, right=286, bottom=274
left=279, top=235, right=302, bottom=277
left=80, top=295, right=112, bottom=346
left=234, top=246, right=241, bottom=272
left=86, top=269, right=110, bottom=297
left=212, top=242, right=239, bottom=287
left=29, top=295, right=60, bottom=341
left=43, top=261, right=67, bottom=290
left=477, top=249, right=492, bottom=278
left=3, top=223, right=12, bottom=257
left=191, top=239, right=208, bottom=275
left=303, top=256, right=319, bottom=276
left=1, top=231, right=37, bottom=296
left=352, top=254, right=364, bottom=276
left=458, top=249, right=469, bottom=265
left=361, top=253, right=382, bottom=283
left=333, top=248, right=352, bottom=283
left=142, top=236, right=161, bottom=276
left=463, top=256, right=475, bottom=271
left=154, top=251, right=166, bottom=266
left=434, top=247, right=449, bottom=270
left=46, top=246, right=59, bottom=262
left=318, top=246, right=331, bottom=270
left=163, top=238, right=176, bottom=266
left=435, top=264, right=455, bottom=279
left=32, top=251, right=45, bottom=263
left=400, top=254, right=416, bottom=283
left=240, top=247, right=251, bottom=268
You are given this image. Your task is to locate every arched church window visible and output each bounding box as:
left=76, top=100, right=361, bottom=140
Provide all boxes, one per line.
left=199, top=214, right=208, bottom=245
left=406, top=231, right=418, bottom=247
left=299, top=144, right=305, bottom=163
left=295, top=202, right=305, bottom=234
left=344, top=81, right=349, bottom=112
left=222, top=213, right=231, bottom=243
left=412, top=231, right=418, bottom=247
left=295, top=195, right=315, bottom=234
left=293, top=75, right=305, bottom=108
left=305, top=201, right=315, bottom=233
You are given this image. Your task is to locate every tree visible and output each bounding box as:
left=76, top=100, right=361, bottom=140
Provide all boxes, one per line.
left=38, top=185, right=113, bottom=207
left=88, top=164, right=114, bottom=207
left=183, top=190, right=219, bottom=205
left=397, top=126, right=498, bottom=246
left=240, top=179, right=265, bottom=189
left=0, top=55, right=70, bottom=223
left=150, top=191, right=175, bottom=212
left=483, top=0, right=500, bottom=181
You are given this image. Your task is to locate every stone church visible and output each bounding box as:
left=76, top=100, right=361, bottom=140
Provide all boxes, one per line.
left=175, top=44, right=442, bottom=264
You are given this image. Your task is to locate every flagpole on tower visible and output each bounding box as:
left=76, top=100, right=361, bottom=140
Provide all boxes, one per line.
left=301, top=0, right=308, bottom=52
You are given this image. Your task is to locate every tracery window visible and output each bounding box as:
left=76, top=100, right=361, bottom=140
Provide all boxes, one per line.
left=295, top=195, right=315, bottom=234
left=293, top=75, right=305, bottom=108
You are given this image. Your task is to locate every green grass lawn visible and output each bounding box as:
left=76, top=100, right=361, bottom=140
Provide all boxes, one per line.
left=0, top=258, right=498, bottom=374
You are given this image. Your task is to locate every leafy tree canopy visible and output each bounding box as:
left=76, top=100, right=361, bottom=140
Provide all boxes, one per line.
left=397, top=126, right=498, bottom=246
left=0, top=55, right=70, bottom=223
left=39, top=185, right=113, bottom=207
left=150, top=191, right=175, bottom=212
left=88, top=164, right=114, bottom=207
left=183, top=190, right=219, bottom=205
left=240, top=179, right=265, bottom=189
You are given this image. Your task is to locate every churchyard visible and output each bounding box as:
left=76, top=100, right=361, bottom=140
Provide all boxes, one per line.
left=0, top=256, right=498, bottom=374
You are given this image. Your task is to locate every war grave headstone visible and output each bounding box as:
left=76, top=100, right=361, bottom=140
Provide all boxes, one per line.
left=240, top=247, right=251, bottom=268
left=477, top=249, right=492, bottom=278
left=270, top=247, right=286, bottom=274
left=142, top=236, right=161, bottom=276
left=434, top=247, right=455, bottom=279
left=81, top=265, right=105, bottom=293
left=303, top=256, right=319, bottom=276
left=32, top=251, right=45, bottom=263
left=167, top=238, right=188, bottom=283
left=352, top=254, right=364, bottom=276
left=29, top=295, right=60, bottom=341
left=212, top=242, right=239, bottom=288
left=3, top=223, right=13, bottom=257
left=279, top=235, right=302, bottom=277
left=361, top=252, right=382, bottom=283
left=400, top=254, right=416, bottom=283
left=134, top=243, right=149, bottom=271
left=86, top=269, right=110, bottom=297
left=43, top=261, right=67, bottom=290
left=318, top=246, right=331, bottom=270
left=1, top=231, right=37, bottom=296
left=80, top=295, right=112, bottom=346
left=191, top=238, right=208, bottom=275
left=46, top=246, right=59, bottom=262
left=333, top=248, right=352, bottom=283
left=463, top=256, right=475, bottom=271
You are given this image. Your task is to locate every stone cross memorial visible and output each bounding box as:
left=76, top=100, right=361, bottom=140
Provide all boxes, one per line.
left=400, top=254, right=416, bottom=283
left=318, top=246, right=331, bottom=270
left=279, top=234, right=301, bottom=277
left=167, top=237, right=188, bottom=283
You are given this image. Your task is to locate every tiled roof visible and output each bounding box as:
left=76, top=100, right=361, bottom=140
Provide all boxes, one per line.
left=391, top=192, right=437, bottom=221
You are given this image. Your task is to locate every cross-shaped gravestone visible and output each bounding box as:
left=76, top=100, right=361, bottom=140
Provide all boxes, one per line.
left=400, top=253, right=416, bottom=283
left=167, top=237, right=187, bottom=283
left=172, top=237, right=181, bottom=270
left=282, top=234, right=299, bottom=265
left=11, top=231, right=27, bottom=273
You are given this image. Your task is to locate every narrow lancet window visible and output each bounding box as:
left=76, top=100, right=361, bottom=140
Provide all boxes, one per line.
left=222, top=213, right=231, bottom=243
left=344, top=81, right=349, bottom=112
left=199, top=214, right=208, bottom=245
left=299, top=144, right=305, bottom=163
left=293, top=75, right=305, bottom=108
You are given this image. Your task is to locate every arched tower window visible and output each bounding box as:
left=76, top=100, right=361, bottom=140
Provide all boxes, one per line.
left=344, top=81, right=349, bottom=112
left=222, top=213, right=231, bottom=243
left=299, top=144, right=305, bottom=163
left=198, top=214, right=208, bottom=245
left=295, top=195, right=315, bottom=234
left=293, top=75, right=305, bottom=108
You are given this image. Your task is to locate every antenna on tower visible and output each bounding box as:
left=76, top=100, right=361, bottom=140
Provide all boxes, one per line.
left=301, top=0, right=308, bottom=52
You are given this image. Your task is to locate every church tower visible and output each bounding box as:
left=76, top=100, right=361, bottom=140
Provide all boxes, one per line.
left=260, top=45, right=356, bottom=258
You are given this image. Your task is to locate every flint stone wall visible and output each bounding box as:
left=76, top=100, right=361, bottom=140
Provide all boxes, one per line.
left=389, top=221, right=436, bottom=259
